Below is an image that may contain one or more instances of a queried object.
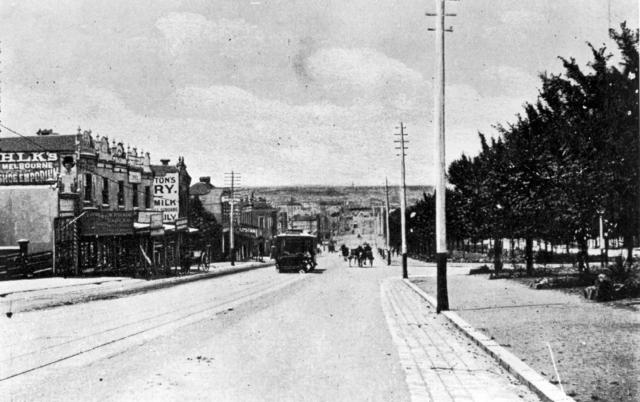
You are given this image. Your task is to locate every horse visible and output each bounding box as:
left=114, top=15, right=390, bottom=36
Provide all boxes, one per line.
left=341, top=244, right=350, bottom=262
left=349, top=247, right=364, bottom=267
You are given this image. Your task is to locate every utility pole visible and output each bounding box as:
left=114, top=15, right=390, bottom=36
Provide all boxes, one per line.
left=385, top=177, right=391, bottom=266
left=427, top=0, right=456, bottom=312
left=224, top=171, right=241, bottom=266
left=394, top=122, right=409, bottom=279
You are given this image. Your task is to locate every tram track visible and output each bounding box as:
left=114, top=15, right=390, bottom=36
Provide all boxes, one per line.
left=1, top=271, right=307, bottom=382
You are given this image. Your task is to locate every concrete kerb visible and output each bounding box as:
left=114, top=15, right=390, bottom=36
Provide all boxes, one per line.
left=120, top=261, right=275, bottom=295
left=8, top=261, right=275, bottom=313
left=402, top=278, right=576, bottom=402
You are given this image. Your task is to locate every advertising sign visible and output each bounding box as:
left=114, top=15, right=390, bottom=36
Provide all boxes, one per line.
left=80, top=211, right=134, bottom=237
left=0, top=152, right=59, bottom=185
left=153, top=173, right=179, bottom=222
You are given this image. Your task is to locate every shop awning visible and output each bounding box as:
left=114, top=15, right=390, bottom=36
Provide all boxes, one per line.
left=134, top=222, right=150, bottom=230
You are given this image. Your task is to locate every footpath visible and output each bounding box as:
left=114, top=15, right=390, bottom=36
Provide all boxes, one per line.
left=412, top=271, right=639, bottom=402
left=381, top=277, right=543, bottom=402
left=0, top=260, right=273, bottom=314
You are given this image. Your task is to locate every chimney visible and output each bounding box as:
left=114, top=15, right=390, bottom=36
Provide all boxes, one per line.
left=199, top=176, right=211, bottom=184
left=160, top=159, right=170, bottom=166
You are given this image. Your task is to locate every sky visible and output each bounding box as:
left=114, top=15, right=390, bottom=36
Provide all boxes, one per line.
left=0, top=0, right=637, bottom=186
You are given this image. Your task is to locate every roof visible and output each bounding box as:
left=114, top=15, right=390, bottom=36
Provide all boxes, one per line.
left=0, top=134, right=78, bottom=152
left=291, top=214, right=317, bottom=221
left=150, top=165, right=179, bottom=175
left=190, top=181, right=214, bottom=196
left=275, top=233, right=316, bottom=239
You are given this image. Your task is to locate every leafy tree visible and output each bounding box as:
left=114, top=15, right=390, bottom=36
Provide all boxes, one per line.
left=188, top=197, right=222, bottom=260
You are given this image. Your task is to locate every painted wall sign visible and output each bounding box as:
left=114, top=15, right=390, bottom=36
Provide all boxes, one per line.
left=0, top=152, right=59, bottom=185
left=128, top=171, right=142, bottom=184
left=153, top=173, right=179, bottom=222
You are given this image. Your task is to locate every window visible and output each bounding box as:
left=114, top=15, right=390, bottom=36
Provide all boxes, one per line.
left=117, top=181, right=125, bottom=207
left=132, top=183, right=138, bottom=208
left=102, top=178, right=109, bottom=205
left=84, top=174, right=92, bottom=202
left=258, top=216, right=265, bottom=229
left=144, top=186, right=151, bottom=209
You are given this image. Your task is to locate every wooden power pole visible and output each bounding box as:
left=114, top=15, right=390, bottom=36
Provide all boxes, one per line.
left=385, top=177, right=391, bottom=265
left=427, top=0, right=457, bottom=312
left=394, top=122, right=409, bottom=279
left=224, top=171, right=241, bottom=266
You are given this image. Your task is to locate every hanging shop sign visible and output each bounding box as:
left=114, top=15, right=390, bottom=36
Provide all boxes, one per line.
left=138, top=212, right=164, bottom=230
left=80, top=211, right=134, bottom=237
left=153, top=173, right=179, bottom=222
left=175, top=217, right=188, bottom=231
left=239, top=226, right=258, bottom=236
left=0, top=152, right=59, bottom=185
left=150, top=214, right=163, bottom=230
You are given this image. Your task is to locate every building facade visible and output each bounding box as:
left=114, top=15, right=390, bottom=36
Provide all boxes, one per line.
left=0, top=129, right=192, bottom=277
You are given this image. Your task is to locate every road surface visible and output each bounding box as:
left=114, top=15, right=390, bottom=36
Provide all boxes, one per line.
left=2, top=252, right=409, bottom=401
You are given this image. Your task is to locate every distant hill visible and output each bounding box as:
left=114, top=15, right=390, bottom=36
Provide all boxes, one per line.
left=243, top=185, right=434, bottom=208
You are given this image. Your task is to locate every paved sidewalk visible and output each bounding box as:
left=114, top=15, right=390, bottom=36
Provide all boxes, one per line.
left=380, top=277, right=539, bottom=402
left=1, top=260, right=273, bottom=313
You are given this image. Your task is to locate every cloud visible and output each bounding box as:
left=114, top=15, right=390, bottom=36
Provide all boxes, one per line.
left=156, top=12, right=265, bottom=58
left=305, top=47, right=427, bottom=101
left=500, top=10, right=548, bottom=26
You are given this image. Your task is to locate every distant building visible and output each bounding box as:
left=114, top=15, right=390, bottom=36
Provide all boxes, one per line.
left=277, top=197, right=304, bottom=218
left=289, top=214, right=319, bottom=235
left=189, top=176, right=225, bottom=223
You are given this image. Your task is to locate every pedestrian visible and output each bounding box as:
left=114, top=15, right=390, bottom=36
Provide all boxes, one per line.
left=356, top=245, right=364, bottom=267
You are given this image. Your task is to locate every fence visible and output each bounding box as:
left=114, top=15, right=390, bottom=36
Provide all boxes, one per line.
left=0, top=249, right=53, bottom=281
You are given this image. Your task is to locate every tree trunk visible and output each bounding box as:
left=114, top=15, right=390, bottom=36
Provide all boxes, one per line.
left=510, top=238, right=515, bottom=265
left=493, top=236, right=503, bottom=272
left=577, top=237, right=589, bottom=272
left=623, top=234, right=633, bottom=264
left=525, top=237, right=534, bottom=276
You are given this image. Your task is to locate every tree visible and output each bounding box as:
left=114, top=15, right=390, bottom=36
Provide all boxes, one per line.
left=188, top=197, right=222, bottom=260
left=445, top=23, right=638, bottom=272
